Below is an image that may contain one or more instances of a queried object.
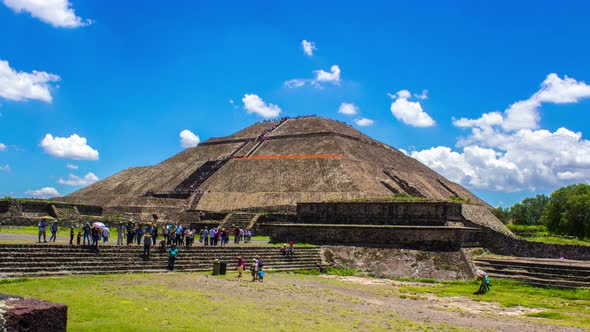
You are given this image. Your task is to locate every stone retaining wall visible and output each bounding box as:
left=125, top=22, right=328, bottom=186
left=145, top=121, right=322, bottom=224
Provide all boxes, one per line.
left=265, top=224, right=480, bottom=250
left=321, top=246, right=475, bottom=280
left=297, top=201, right=464, bottom=226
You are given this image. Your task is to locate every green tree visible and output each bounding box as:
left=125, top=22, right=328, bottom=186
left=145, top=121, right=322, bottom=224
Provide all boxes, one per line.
left=542, top=184, right=590, bottom=240
left=492, top=206, right=510, bottom=224
left=509, top=194, right=549, bottom=225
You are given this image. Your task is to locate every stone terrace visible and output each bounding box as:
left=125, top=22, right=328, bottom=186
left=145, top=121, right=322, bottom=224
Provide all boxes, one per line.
left=0, top=244, right=321, bottom=278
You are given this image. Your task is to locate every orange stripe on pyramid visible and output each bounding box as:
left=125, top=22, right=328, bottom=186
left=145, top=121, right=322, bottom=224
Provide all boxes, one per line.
left=233, top=154, right=344, bottom=160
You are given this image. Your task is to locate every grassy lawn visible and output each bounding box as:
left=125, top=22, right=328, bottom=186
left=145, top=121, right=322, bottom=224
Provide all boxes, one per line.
left=0, top=273, right=466, bottom=332
left=0, top=225, right=40, bottom=235
left=506, top=225, right=590, bottom=246
left=397, top=279, right=590, bottom=329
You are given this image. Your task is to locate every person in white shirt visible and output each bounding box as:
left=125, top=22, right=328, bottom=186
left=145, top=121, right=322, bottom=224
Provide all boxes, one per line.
left=102, top=227, right=110, bottom=243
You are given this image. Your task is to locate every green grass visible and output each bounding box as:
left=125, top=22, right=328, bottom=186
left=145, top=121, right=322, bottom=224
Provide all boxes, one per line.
left=397, top=279, right=590, bottom=329
left=393, top=277, right=437, bottom=284
left=506, top=224, right=590, bottom=246
left=0, top=273, right=465, bottom=331
left=0, top=225, right=40, bottom=235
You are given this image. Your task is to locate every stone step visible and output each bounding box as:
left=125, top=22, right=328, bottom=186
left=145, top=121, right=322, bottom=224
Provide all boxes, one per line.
left=474, top=255, right=590, bottom=289
left=478, top=266, right=590, bottom=283
left=476, top=257, right=590, bottom=272
left=486, top=272, right=590, bottom=289
left=0, top=266, right=317, bottom=279
left=0, top=262, right=318, bottom=273
left=475, top=261, right=590, bottom=278
left=0, top=257, right=319, bottom=268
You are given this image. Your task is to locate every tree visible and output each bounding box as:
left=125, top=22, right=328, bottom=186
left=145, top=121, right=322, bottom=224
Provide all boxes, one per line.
left=542, top=184, right=590, bottom=240
left=509, top=194, right=549, bottom=225
left=492, top=206, right=510, bottom=224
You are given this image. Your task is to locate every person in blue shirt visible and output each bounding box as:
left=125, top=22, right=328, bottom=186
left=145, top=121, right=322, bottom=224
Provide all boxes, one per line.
left=167, top=244, right=179, bottom=271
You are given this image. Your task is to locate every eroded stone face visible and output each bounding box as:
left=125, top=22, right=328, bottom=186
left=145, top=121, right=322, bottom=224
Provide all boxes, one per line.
left=0, top=294, right=67, bottom=332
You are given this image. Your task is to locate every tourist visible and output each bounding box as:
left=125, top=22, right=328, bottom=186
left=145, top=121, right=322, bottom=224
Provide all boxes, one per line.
left=83, top=223, right=91, bottom=246
left=258, top=269, right=264, bottom=283
left=288, top=241, right=294, bottom=260
left=136, top=223, right=144, bottom=246
left=234, top=226, right=240, bottom=244
left=69, top=226, right=75, bottom=246
left=202, top=227, right=209, bottom=246
left=175, top=224, right=183, bottom=246
left=91, top=227, right=101, bottom=253
left=163, top=224, right=169, bottom=244
left=76, top=229, right=82, bottom=245
left=209, top=227, right=216, bottom=246
left=250, top=258, right=259, bottom=281
left=126, top=220, right=134, bottom=246
left=102, top=226, right=110, bottom=243
left=214, top=228, right=221, bottom=246
left=167, top=244, right=178, bottom=271
left=280, top=244, right=287, bottom=256
left=474, top=270, right=491, bottom=295
left=38, top=219, right=48, bottom=243
left=143, top=233, right=152, bottom=259
left=236, top=256, right=244, bottom=279
left=220, top=228, right=227, bottom=247
left=49, top=220, right=59, bottom=242
left=117, top=222, right=125, bottom=246
left=225, top=228, right=231, bottom=245
left=152, top=225, right=158, bottom=245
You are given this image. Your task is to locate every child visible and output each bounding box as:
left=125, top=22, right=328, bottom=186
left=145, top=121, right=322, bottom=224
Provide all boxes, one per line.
left=76, top=230, right=82, bottom=246
left=258, top=269, right=264, bottom=283
left=69, top=226, right=75, bottom=246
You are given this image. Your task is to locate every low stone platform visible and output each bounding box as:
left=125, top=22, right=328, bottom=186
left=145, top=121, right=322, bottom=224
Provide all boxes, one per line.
left=474, top=254, right=590, bottom=289
left=0, top=294, right=67, bottom=331
left=265, top=224, right=481, bottom=250
left=0, top=244, right=321, bottom=278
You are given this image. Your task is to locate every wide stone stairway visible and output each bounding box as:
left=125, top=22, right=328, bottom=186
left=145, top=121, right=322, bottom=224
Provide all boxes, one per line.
left=474, top=255, right=590, bottom=289
left=0, top=244, right=321, bottom=278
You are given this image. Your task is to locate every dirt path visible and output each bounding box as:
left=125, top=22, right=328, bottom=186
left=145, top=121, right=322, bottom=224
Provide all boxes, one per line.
left=310, top=275, right=581, bottom=331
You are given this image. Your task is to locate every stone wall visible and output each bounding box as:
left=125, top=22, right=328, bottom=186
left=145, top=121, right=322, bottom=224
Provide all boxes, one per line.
left=265, top=224, right=480, bottom=250
left=0, top=294, right=67, bottom=331
left=297, top=201, right=464, bottom=226
left=321, top=246, right=475, bottom=280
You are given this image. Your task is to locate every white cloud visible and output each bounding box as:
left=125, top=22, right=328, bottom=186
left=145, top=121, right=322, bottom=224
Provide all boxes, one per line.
left=455, top=73, right=590, bottom=132
left=66, top=163, right=78, bottom=169
left=179, top=129, right=200, bottom=148
left=354, top=118, right=374, bottom=126
left=3, top=0, right=92, bottom=28
left=0, top=164, right=10, bottom=172
left=313, top=65, right=341, bottom=85
left=40, top=134, right=99, bottom=160
left=58, top=172, right=99, bottom=186
left=414, top=90, right=429, bottom=100
left=301, top=40, right=316, bottom=56
left=25, top=187, right=60, bottom=198
left=284, top=64, right=342, bottom=89
left=389, top=89, right=435, bottom=127
left=0, top=143, right=5, bottom=151
left=338, top=102, right=358, bottom=115
left=411, top=73, right=590, bottom=192
left=283, top=79, right=306, bottom=89
left=242, top=94, right=282, bottom=118
left=0, top=59, right=60, bottom=103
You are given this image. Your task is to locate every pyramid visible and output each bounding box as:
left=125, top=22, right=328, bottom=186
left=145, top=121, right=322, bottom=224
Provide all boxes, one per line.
left=62, top=116, right=488, bottom=211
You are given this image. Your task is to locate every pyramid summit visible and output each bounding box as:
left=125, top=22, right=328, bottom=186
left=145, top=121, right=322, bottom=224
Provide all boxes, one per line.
left=61, top=116, right=487, bottom=211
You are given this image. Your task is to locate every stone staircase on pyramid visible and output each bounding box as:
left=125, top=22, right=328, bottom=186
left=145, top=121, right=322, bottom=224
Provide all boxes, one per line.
left=221, top=213, right=258, bottom=230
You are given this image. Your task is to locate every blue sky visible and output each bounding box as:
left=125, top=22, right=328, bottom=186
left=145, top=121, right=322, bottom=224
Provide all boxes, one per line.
left=1, top=0, right=590, bottom=206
